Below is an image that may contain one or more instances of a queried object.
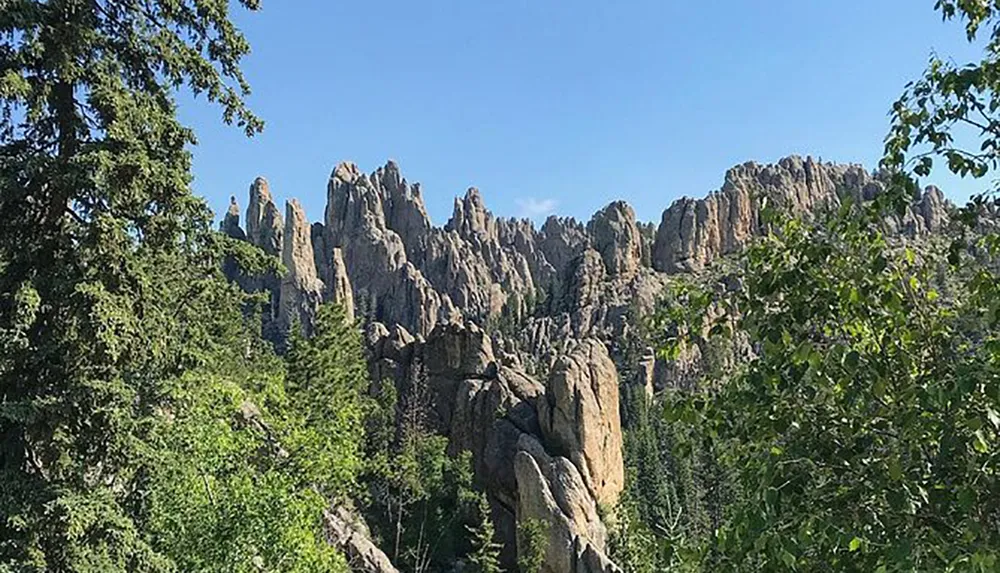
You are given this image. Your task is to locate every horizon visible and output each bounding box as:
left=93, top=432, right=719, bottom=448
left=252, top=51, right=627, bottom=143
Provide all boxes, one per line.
left=179, top=1, right=988, bottom=226
left=223, top=153, right=952, bottom=230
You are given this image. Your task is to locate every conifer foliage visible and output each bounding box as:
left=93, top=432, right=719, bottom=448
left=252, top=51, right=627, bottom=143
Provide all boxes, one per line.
left=0, top=1, right=282, bottom=570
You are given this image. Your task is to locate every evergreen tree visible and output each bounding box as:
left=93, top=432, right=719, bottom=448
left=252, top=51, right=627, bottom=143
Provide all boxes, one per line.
left=0, top=1, right=278, bottom=569
left=466, top=493, right=502, bottom=573
left=283, top=304, right=368, bottom=501
left=516, top=518, right=548, bottom=573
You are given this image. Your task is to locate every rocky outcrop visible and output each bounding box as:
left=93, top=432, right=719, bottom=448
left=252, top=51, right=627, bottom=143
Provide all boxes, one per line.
left=651, top=156, right=950, bottom=274
left=915, top=185, right=948, bottom=235
left=247, top=177, right=283, bottom=256
left=278, top=199, right=324, bottom=337
left=539, top=340, right=624, bottom=507
left=539, top=216, right=589, bottom=277
left=588, top=201, right=643, bottom=278
left=514, top=440, right=617, bottom=573
left=220, top=196, right=245, bottom=240
left=364, top=321, right=622, bottom=572
left=325, top=162, right=408, bottom=282
left=323, top=506, right=399, bottom=573
left=224, top=155, right=952, bottom=375
left=329, top=248, right=355, bottom=322
left=219, top=155, right=958, bottom=570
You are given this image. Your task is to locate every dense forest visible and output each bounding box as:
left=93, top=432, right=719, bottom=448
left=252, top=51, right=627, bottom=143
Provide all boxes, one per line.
left=2, top=1, right=1000, bottom=572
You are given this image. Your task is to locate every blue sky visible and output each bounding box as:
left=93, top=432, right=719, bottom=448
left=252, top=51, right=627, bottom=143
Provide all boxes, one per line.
left=179, top=1, right=985, bottom=226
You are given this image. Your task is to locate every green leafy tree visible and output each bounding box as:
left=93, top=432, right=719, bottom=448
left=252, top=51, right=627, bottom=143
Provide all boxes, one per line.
left=884, top=1, right=1000, bottom=185
left=646, top=5, right=1000, bottom=570
left=654, top=197, right=1000, bottom=571
left=143, top=357, right=347, bottom=572
left=138, top=304, right=367, bottom=573
left=360, top=355, right=479, bottom=572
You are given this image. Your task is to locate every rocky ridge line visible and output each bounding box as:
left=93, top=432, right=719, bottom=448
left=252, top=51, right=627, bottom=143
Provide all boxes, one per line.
left=219, top=155, right=951, bottom=572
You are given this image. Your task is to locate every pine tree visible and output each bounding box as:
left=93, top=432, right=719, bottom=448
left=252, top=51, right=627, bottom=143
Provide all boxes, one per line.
left=466, top=493, right=502, bottom=573
left=283, top=304, right=368, bottom=500
left=516, top=518, right=548, bottom=573
left=0, top=1, right=265, bottom=569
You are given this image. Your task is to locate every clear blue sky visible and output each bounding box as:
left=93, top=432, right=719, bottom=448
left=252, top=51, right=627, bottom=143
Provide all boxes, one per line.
left=179, top=1, right=985, bottom=226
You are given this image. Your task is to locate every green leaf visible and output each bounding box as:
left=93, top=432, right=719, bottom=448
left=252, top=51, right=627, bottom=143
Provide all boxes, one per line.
left=888, top=458, right=903, bottom=481
left=849, top=537, right=863, bottom=552
left=987, top=407, right=1000, bottom=430
left=973, top=430, right=990, bottom=454
left=793, top=341, right=813, bottom=365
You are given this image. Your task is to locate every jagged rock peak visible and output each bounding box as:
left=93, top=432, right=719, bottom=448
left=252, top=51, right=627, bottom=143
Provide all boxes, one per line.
left=918, top=185, right=947, bottom=232
left=246, top=177, right=271, bottom=242
left=330, top=248, right=355, bottom=323
left=448, top=187, right=494, bottom=239
left=220, top=195, right=245, bottom=240
left=331, top=161, right=364, bottom=185
left=282, top=199, right=321, bottom=286
left=374, top=160, right=432, bottom=249
left=278, top=199, right=324, bottom=337
left=539, top=215, right=589, bottom=274
left=246, top=177, right=283, bottom=256
left=539, top=339, right=624, bottom=508
left=588, top=201, right=643, bottom=277
left=651, top=155, right=879, bottom=274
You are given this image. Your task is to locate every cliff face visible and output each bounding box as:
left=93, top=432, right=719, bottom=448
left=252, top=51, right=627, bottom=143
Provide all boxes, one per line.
left=652, top=156, right=945, bottom=273
left=220, top=156, right=950, bottom=572
left=222, top=155, right=948, bottom=354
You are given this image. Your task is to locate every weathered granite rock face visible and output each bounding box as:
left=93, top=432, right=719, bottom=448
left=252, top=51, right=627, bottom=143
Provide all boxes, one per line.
left=365, top=321, right=622, bottom=572
left=222, top=155, right=954, bottom=381
left=220, top=156, right=955, bottom=569
left=588, top=201, right=643, bottom=278
left=651, top=156, right=949, bottom=274
left=220, top=196, right=245, bottom=240
left=539, top=340, right=624, bottom=507
left=278, top=199, right=324, bottom=337
left=514, top=440, right=616, bottom=573
left=323, top=506, right=399, bottom=573
left=247, top=177, right=283, bottom=257
left=539, top=216, right=589, bottom=277
left=329, top=248, right=355, bottom=323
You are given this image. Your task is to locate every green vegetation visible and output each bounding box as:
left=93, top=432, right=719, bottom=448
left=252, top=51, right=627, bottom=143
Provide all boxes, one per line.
left=617, top=3, right=1000, bottom=571
left=516, top=518, right=548, bottom=573
left=467, top=494, right=503, bottom=573
left=654, top=195, right=1000, bottom=570
left=0, top=0, right=273, bottom=569
left=5, top=0, right=1000, bottom=571
left=0, top=2, right=481, bottom=571
left=358, top=355, right=482, bottom=571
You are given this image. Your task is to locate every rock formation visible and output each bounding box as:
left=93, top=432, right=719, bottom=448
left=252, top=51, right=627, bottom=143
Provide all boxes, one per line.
left=218, top=155, right=954, bottom=570
left=278, top=199, right=324, bottom=337
left=588, top=201, right=643, bottom=278
left=539, top=341, right=624, bottom=507
left=220, top=196, right=245, bottom=240
left=328, top=248, right=355, bottom=323
left=247, top=177, right=283, bottom=256
left=366, top=320, right=623, bottom=572
left=323, top=506, right=399, bottom=573
left=651, top=156, right=948, bottom=274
